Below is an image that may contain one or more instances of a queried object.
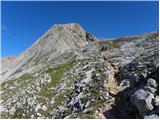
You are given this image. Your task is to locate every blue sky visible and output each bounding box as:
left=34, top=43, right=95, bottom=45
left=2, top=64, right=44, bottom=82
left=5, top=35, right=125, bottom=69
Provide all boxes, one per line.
left=1, top=1, right=158, bottom=57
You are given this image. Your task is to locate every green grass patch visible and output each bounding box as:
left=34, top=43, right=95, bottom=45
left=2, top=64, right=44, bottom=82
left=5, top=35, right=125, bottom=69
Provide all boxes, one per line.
left=19, top=73, right=33, bottom=81
left=1, top=73, right=34, bottom=102
left=37, top=60, right=75, bottom=107
left=1, top=79, right=16, bottom=89
left=46, top=61, right=74, bottom=88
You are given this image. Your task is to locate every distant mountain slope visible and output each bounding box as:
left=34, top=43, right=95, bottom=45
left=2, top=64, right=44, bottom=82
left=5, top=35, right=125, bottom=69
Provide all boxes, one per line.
left=1, top=56, right=17, bottom=69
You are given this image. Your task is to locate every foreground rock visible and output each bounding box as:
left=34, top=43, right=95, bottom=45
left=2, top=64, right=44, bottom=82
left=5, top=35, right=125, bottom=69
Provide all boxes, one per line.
left=130, top=89, right=154, bottom=115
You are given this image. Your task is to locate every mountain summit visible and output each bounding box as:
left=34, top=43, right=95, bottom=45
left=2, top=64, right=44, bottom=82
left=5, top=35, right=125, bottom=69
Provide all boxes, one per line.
left=1, top=23, right=96, bottom=80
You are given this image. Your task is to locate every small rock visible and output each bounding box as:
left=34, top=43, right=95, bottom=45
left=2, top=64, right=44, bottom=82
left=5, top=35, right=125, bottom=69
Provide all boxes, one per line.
left=37, top=112, right=41, bottom=117
left=147, top=78, right=157, bottom=88
left=79, top=99, right=85, bottom=109
left=35, top=104, right=41, bottom=112
left=16, top=101, right=22, bottom=108
left=91, top=98, right=96, bottom=102
left=41, top=105, right=47, bottom=111
left=83, top=107, right=93, bottom=113
left=31, top=115, right=35, bottom=118
left=9, top=107, right=16, bottom=115
left=85, top=101, right=91, bottom=108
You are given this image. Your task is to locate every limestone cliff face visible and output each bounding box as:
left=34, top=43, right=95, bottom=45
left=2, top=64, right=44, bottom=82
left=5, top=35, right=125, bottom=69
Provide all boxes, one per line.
left=0, top=23, right=159, bottom=119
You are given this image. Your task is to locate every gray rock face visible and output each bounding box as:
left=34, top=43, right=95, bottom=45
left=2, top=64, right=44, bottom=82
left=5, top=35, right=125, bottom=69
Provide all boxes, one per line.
left=130, top=89, right=154, bottom=115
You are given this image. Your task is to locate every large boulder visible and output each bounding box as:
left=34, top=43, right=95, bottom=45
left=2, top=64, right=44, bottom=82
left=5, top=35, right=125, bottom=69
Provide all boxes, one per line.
left=130, top=89, right=154, bottom=115
left=144, top=114, right=159, bottom=119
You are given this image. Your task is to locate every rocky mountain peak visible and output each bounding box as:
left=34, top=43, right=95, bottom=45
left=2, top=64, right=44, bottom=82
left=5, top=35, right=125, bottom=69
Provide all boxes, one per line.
left=50, top=23, right=97, bottom=43
left=1, top=23, right=97, bottom=81
left=52, top=23, right=84, bottom=32
left=35, top=23, right=95, bottom=49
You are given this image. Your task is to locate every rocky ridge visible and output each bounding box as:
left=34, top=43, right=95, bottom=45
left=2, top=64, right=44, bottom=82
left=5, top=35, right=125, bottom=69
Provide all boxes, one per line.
left=1, top=23, right=95, bottom=81
left=0, top=23, right=159, bottom=119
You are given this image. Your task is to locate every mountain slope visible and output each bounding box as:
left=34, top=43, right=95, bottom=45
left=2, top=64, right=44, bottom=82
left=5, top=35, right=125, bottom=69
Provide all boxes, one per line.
left=0, top=23, right=159, bottom=119
left=1, top=23, right=96, bottom=81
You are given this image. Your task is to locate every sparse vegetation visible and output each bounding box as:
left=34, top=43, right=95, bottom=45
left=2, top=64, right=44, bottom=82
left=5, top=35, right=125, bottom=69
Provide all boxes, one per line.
left=1, top=73, right=34, bottom=102
left=19, top=73, right=33, bottom=80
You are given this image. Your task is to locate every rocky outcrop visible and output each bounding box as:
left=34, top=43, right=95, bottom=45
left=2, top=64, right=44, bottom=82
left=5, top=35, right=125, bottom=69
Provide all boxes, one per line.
left=105, top=32, right=159, bottom=119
